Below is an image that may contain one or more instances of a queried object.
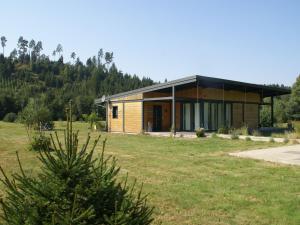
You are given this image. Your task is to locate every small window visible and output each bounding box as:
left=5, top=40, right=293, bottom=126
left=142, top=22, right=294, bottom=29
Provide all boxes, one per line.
left=112, top=106, right=118, bottom=119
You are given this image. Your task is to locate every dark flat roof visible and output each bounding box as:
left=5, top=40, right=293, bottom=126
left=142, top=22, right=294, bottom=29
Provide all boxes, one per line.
left=95, top=75, right=290, bottom=103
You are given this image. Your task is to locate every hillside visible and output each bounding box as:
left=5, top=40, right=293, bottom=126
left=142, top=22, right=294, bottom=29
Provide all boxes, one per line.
left=0, top=42, right=154, bottom=120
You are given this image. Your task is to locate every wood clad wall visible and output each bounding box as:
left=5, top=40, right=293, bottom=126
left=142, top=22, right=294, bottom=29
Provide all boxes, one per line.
left=124, top=102, right=142, bottom=133
left=143, top=102, right=171, bottom=131
left=143, top=87, right=261, bottom=103
left=232, top=103, right=259, bottom=129
left=178, top=87, right=260, bottom=103
left=108, top=102, right=142, bottom=133
left=111, top=93, right=143, bottom=101
left=108, top=103, right=123, bottom=132
left=244, top=104, right=259, bottom=129
left=232, top=103, right=243, bottom=128
left=143, top=92, right=170, bottom=98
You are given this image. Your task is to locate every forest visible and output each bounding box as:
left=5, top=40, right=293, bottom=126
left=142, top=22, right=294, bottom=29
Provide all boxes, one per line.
left=0, top=35, right=154, bottom=121
left=0, top=35, right=299, bottom=126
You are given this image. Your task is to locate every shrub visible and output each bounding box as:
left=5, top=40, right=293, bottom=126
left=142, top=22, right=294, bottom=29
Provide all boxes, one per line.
left=293, top=122, right=300, bottom=134
left=218, top=126, right=229, bottom=134
left=211, top=132, right=217, bottom=138
left=84, top=112, right=99, bottom=129
left=231, top=133, right=239, bottom=140
left=241, top=124, right=249, bottom=135
left=0, top=101, right=154, bottom=225
left=245, top=136, right=251, bottom=141
left=95, top=121, right=106, bottom=131
left=252, top=130, right=262, bottom=137
left=234, top=125, right=249, bottom=136
left=269, top=137, right=275, bottom=143
left=195, top=128, right=205, bottom=137
left=3, top=112, right=17, bottom=122
left=18, top=98, right=53, bottom=138
left=30, top=132, right=52, bottom=151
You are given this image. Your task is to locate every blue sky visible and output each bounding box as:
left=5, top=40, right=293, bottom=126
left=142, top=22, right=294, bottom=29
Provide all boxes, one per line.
left=1, top=0, right=299, bottom=86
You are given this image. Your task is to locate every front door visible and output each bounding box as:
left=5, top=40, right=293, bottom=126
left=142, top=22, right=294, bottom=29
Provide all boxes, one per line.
left=153, top=105, right=162, bottom=131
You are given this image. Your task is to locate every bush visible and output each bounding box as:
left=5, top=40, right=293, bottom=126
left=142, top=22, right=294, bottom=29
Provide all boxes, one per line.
left=18, top=98, right=53, bottom=137
left=245, top=136, right=251, bottom=141
left=95, top=121, right=106, bottom=131
left=218, top=126, right=229, bottom=134
left=233, top=125, right=249, bottom=136
left=30, top=132, right=52, bottom=151
left=0, top=102, right=154, bottom=224
left=260, top=106, right=272, bottom=127
left=252, top=130, right=262, bottom=137
left=3, top=112, right=17, bottom=122
left=195, top=128, right=205, bottom=137
left=230, top=132, right=239, bottom=140
left=211, top=132, right=217, bottom=138
left=293, top=122, right=300, bottom=134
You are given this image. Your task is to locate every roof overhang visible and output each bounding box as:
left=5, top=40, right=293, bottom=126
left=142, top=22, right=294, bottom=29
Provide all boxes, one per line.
left=95, top=75, right=291, bottom=104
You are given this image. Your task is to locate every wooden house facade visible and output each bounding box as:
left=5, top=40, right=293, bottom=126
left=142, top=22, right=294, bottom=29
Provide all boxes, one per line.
left=95, top=75, right=290, bottom=134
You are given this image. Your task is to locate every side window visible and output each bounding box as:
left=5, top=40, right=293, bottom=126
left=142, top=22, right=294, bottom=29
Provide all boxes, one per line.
left=112, top=106, right=118, bottom=119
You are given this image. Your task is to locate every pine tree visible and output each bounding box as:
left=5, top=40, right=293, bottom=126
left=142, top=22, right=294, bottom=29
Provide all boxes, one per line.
left=0, top=101, right=153, bottom=225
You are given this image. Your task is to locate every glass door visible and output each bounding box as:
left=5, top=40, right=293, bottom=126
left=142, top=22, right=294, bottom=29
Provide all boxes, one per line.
left=203, top=102, right=209, bottom=130
left=194, top=103, right=201, bottom=130
left=225, top=103, right=232, bottom=127
left=183, top=103, right=191, bottom=130
left=210, top=103, right=218, bottom=130
left=218, top=103, right=225, bottom=128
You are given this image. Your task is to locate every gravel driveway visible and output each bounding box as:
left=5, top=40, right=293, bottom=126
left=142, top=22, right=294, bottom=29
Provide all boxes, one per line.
left=229, top=145, right=300, bottom=166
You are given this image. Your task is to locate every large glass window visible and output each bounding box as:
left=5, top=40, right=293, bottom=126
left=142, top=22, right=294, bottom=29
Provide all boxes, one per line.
left=194, top=103, right=201, bottom=130
left=211, top=103, right=218, bottom=130
left=204, top=102, right=209, bottom=130
left=218, top=103, right=225, bottom=128
left=182, top=102, right=232, bottom=131
left=225, top=103, right=232, bottom=127
left=183, top=103, right=191, bottom=130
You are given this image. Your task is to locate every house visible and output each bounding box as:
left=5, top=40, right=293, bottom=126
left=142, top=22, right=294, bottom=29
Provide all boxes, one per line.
left=95, top=75, right=290, bottom=134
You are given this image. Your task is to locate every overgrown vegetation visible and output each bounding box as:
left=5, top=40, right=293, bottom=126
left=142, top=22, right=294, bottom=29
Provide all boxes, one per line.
left=217, top=126, right=229, bottom=134
left=2, top=112, right=16, bottom=123
left=195, top=128, right=205, bottom=137
left=0, top=102, right=154, bottom=224
left=29, top=132, right=52, bottom=151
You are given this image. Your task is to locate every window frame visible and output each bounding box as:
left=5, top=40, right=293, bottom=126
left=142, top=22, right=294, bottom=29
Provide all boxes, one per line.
left=112, top=106, right=118, bottom=119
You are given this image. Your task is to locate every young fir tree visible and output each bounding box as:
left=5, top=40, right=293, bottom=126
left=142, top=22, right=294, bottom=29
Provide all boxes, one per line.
left=0, top=101, right=153, bottom=225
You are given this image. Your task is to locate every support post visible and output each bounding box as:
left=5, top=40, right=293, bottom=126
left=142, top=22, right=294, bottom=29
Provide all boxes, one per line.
left=271, top=96, right=274, bottom=127
left=172, top=86, right=176, bottom=135
left=122, top=102, right=125, bottom=132
left=106, top=102, right=109, bottom=132
left=141, top=101, right=144, bottom=132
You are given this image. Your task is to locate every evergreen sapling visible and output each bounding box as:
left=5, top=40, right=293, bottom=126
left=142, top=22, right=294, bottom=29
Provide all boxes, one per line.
left=0, top=101, right=153, bottom=225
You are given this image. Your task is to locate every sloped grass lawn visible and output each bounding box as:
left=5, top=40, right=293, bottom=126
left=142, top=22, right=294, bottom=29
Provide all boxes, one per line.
left=0, top=121, right=299, bottom=224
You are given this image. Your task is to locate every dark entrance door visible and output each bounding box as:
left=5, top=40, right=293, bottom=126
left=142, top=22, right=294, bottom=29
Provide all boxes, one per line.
left=153, top=105, right=162, bottom=131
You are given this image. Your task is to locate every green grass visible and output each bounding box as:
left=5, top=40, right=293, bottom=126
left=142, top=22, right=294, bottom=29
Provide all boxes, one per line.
left=0, top=121, right=300, bottom=224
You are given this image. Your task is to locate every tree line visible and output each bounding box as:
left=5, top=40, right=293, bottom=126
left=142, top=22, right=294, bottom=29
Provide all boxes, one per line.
left=1, top=35, right=299, bottom=125
left=0, top=35, right=154, bottom=121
